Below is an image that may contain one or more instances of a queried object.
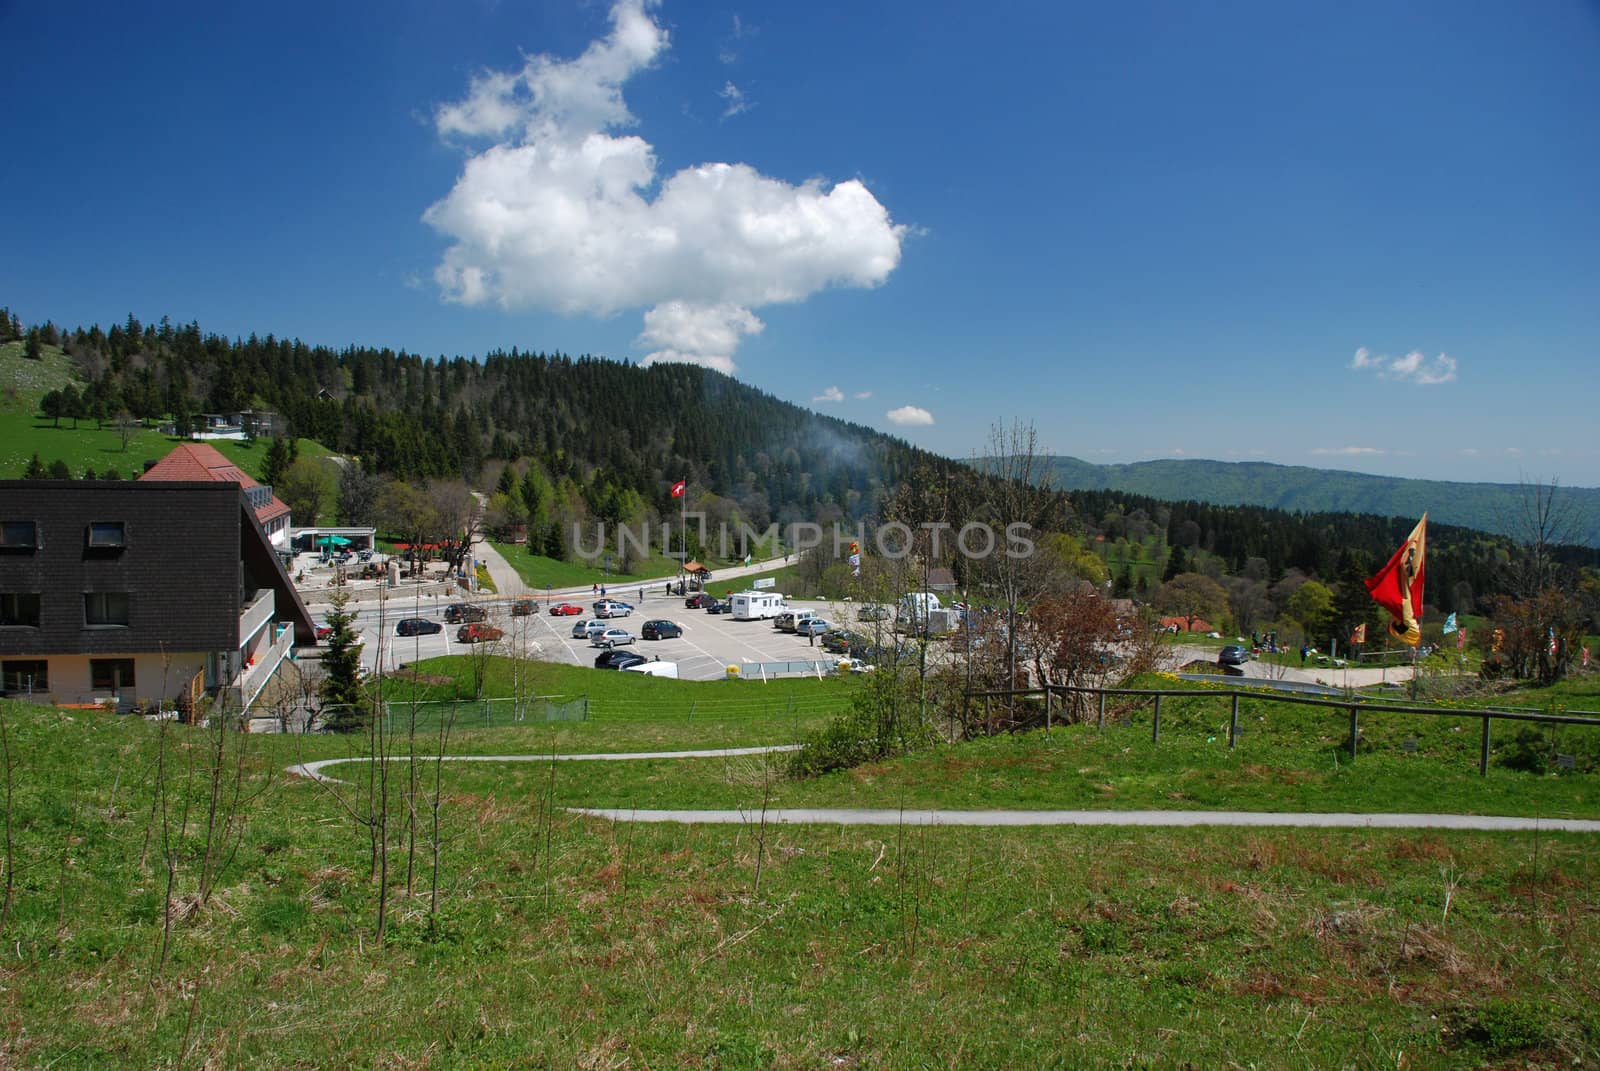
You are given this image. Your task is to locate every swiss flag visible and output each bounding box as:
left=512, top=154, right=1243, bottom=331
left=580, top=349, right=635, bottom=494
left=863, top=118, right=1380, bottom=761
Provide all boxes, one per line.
left=670, top=480, right=686, bottom=498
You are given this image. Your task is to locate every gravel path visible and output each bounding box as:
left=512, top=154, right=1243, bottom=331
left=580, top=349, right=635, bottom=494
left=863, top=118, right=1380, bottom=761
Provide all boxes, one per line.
left=287, top=746, right=1600, bottom=832
left=566, top=807, right=1600, bottom=832
left=287, top=744, right=802, bottom=784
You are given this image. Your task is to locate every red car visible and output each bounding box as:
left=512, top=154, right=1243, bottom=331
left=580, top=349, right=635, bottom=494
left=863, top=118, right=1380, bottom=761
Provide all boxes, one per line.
left=315, top=624, right=334, bottom=642
left=549, top=602, right=583, bottom=616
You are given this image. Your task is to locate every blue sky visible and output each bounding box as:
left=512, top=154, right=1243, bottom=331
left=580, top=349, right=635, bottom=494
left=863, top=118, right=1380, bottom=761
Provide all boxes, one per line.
left=3, top=1, right=1596, bottom=486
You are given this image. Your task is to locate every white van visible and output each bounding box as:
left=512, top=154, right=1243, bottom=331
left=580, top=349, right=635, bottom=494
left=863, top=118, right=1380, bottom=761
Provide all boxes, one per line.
left=774, top=608, right=816, bottom=633
left=731, top=591, right=786, bottom=620
left=623, top=660, right=680, bottom=679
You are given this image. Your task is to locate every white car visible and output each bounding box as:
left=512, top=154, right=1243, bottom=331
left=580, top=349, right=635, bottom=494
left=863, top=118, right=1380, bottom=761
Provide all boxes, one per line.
left=591, top=627, right=636, bottom=648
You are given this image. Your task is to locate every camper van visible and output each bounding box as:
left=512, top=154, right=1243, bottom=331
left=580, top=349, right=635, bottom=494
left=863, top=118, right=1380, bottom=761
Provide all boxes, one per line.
left=896, top=591, right=948, bottom=634
left=731, top=590, right=787, bottom=621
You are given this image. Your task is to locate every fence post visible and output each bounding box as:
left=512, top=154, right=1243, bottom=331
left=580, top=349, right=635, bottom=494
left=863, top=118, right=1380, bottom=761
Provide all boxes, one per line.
left=688, top=700, right=696, bottom=723
left=1152, top=695, right=1161, bottom=743
left=1097, top=690, right=1106, bottom=732
left=1044, top=686, right=1052, bottom=736
left=984, top=694, right=991, bottom=727
left=1229, top=694, right=1239, bottom=750
left=1348, top=707, right=1358, bottom=761
left=1480, top=715, right=1491, bottom=776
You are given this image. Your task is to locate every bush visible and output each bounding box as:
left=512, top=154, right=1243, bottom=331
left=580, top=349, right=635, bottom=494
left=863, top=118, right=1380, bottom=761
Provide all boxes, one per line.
left=789, top=665, right=938, bottom=777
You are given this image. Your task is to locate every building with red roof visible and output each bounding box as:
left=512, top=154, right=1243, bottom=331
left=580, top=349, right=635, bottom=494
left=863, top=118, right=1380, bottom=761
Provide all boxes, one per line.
left=140, top=443, right=292, bottom=545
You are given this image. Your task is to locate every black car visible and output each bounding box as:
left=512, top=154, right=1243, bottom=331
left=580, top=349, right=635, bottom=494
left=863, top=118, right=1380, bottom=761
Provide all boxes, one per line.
left=1218, top=645, right=1251, bottom=667
left=396, top=617, right=443, bottom=637
left=642, top=619, right=683, bottom=640
left=595, top=649, right=649, bottom=671
left=685, top=592, right=715, bottom=609
left=706, top=600, right=731, bottom=615
left=444, top=603, right=487, bottom=624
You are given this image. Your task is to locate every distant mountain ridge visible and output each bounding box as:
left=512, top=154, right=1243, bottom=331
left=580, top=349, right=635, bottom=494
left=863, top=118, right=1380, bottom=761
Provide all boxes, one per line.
left=1042, top=457, right=1600, bottom=548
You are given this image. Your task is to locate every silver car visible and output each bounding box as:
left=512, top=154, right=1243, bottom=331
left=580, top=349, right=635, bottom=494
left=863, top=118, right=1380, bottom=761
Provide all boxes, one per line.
left=591, top=627, right=635, bottom=648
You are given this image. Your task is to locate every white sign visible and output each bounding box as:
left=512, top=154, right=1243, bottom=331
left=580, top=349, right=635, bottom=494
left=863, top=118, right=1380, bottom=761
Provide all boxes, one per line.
left=753, top=577, right=776, bottom=589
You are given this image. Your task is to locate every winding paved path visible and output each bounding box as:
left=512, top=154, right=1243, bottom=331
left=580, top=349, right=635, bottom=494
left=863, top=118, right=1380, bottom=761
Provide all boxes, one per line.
left=568, top=807, right=1600, bottom=832
left=286, top=747, right=1600, bottom=832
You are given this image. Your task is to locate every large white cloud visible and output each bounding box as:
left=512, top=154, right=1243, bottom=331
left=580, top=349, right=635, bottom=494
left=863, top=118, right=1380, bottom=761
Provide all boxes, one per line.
left=424, top=0, right=905, bottom=372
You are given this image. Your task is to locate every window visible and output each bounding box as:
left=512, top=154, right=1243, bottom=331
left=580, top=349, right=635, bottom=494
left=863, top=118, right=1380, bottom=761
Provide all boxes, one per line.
left=0, top=521, right=38, bottom=549
left=0, top=593, right=41, bottom=627
left=1, top=661, right=48, bottom=693
left=90, top=659, right=135, bottom=691
left=87, top=521, right=127, bottom=548
left=84, top=592, right=131, bottom=626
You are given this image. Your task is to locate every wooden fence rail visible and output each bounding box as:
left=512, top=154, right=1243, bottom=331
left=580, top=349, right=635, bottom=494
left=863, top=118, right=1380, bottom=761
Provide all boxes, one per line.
left=966, top=683, right=1600, bottom=776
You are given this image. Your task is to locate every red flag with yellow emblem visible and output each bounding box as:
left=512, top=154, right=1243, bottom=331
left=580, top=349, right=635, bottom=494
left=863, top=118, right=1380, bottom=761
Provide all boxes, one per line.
left=1364, top=514, right=1427, bottom=646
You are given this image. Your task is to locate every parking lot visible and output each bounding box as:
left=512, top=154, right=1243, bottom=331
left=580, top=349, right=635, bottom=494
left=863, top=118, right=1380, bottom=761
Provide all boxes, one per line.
left=334, top=591, right=887, bottom=681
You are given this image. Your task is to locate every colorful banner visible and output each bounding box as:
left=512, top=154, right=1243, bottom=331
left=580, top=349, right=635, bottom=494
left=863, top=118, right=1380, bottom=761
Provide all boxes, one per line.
left=1351, top=623, right=1366, bottom=645
left=1457, top=627, right=1467, bottom=651
left=670, top=479, right=686, bottom=498
left=1442, top=612, right=1457, bottom=634
left=1364, top=514, right=1427, bottom=646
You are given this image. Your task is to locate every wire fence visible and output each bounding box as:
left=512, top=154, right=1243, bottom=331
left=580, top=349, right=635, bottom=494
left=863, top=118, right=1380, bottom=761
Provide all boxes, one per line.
left=354, top=690, right=852, bottom=731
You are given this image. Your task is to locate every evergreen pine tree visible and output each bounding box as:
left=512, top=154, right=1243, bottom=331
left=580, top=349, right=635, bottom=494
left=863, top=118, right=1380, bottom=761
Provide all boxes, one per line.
left=23, top=453, right=46, bottom=479
left=318, top=595, right=366, bottom=732
left=48, top=460, right=72, bottom=479
left=1162, top=544, right=1188, bottom=582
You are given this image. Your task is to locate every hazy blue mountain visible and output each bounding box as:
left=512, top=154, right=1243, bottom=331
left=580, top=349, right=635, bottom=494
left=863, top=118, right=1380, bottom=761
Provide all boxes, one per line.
left=1042, top=457, right=1600, bottom=548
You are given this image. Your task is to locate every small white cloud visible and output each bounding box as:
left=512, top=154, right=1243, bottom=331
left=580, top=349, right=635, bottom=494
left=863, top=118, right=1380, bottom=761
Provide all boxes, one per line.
left=719, top=13, right=753, bottom=64
left=1459, top=448, right=1480, bottom=456
left=812, top=385, right=844, bottom=403
left=852, top=390, right=872, bottom=400
left=1348, top=346, right=1458, bottom=385
left=1310, top=446, right=1384, bottom=456
left=718, top=81, right=751, bottom=119
left=1505, top=447, right=1523, bottom=456
left=886, top=405, right=934, bottom=427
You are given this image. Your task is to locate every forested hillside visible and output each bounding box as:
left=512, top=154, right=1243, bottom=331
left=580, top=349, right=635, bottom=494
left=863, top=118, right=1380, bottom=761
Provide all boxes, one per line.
left=1046, top=456, right=1600, bottom=548
left=1, top=311, right=953, bottom=529
left=6, top=307, right=1595, bottom=616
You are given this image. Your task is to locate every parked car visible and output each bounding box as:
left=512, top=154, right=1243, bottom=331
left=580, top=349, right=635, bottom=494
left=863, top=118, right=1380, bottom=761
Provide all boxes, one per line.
left=314, top=624, right=334, bottom=642
left=591, top=627, right=636, bottom=649
left=706, top=599, right=731, bottom=615
left=642, top=619, right=683, bottom=640
left=1218, top=645, right=1251, bottom=667
left=594, top=649, right=649, bottom=671
left=796, top=618, right=831, bottom=638
left=549, top=602, right=583, bottom=616
left=457, top=622, right=505, bottom=644
left=572, top=619, right=608, bottom=639
left=821, top=629, right=867, bottom=655
left=396, top=617, right=442, bottom=637
left=857, top=605, right=892, bottom=622
left=685, top=592, right=715, bottom=609
left=510, top=599, right=538, bottom=616
left=595, top=600, right=633, bottom=618
left=444, top=603, right=487, bottom=624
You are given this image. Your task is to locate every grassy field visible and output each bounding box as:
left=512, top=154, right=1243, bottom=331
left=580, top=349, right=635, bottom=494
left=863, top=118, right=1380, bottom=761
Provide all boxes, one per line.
left=492, top=541, right=691, bottom=590
left=706, top=564, right=800, bottom=597
left=2, top=667, right=1598, bottom=1067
